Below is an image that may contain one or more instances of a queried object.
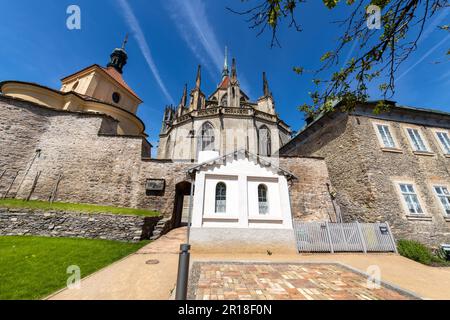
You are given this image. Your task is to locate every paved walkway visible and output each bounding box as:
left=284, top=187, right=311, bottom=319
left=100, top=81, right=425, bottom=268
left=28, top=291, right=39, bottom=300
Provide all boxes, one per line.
left=47, top=228, right=186, bottom=300
left=47, top=228, right=450, bottom=300
left=187, top=262, right=415, bottom=300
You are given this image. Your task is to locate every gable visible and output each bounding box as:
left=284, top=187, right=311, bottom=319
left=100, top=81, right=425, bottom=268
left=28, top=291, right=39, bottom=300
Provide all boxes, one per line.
left=187, top=150, right=297, bottom=180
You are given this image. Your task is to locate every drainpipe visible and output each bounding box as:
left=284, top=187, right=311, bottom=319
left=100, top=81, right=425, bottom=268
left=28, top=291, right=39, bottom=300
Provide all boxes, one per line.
left=326, top=183, right=343, bottom=223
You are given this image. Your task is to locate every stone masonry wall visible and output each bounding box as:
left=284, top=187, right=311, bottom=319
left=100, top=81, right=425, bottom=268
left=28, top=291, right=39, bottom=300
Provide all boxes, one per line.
left=0, top=96, right=336, bottom=231
left=0, top=208, right=160, bottom=242
left=279, top=157, right=336, bottom=222
left=281, top=111, right=450, bottom=247
left=0, top=96, right=191, bottom=220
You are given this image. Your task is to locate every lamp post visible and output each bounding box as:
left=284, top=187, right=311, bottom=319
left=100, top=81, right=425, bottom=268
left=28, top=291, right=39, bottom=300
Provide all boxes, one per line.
left=175, top=178, right=195, bottom=300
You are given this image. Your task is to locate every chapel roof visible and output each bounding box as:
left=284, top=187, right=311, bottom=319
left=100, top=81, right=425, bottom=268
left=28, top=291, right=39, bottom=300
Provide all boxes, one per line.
left=187, top=149, right=298, bottom=181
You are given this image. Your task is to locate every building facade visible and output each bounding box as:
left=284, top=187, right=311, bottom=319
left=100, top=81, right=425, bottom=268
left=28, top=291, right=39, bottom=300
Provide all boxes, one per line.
left=280, top=102, right=450, bottom=247
left=157, top=52, right=291, bottom=161
left=188, top=150, right=298, bottom=253
left=0, top=42, right=336, bottom=247
left=0, top=37, right=148, bottom=139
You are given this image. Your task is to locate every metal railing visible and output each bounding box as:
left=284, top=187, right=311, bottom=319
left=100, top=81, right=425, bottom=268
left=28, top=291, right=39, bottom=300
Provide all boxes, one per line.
left=293, top=221, right=397, bottom=253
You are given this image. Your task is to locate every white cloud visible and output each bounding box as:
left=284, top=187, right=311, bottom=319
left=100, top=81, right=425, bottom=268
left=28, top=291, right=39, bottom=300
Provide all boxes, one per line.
left=398, top=34, right=450, bottom=81
left=165, top=0, right=253, bottom=97
left=165, top=0, right=223, bottom=81
left=116, top=0, right=175, bottom=104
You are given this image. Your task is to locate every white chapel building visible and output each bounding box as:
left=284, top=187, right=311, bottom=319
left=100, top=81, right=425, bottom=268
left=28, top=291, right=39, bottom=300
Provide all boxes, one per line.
left=187, top=150, right=298, bottom=253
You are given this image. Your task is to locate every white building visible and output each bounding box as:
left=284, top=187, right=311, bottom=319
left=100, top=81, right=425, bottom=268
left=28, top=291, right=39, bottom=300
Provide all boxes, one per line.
left=187, top=150, right=298, bottom=253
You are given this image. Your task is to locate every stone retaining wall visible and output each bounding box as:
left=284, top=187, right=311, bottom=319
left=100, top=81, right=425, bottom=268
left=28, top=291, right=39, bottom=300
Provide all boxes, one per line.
left=0, top=208, right=161, bottom=242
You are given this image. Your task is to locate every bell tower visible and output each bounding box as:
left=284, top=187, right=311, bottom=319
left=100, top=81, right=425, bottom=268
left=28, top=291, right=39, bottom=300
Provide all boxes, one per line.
left=107, top=34, right=129, bottom=74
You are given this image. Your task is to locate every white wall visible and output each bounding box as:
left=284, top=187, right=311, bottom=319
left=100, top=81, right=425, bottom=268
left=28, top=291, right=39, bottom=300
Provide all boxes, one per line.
left=191, top=157, right=293, bottom=230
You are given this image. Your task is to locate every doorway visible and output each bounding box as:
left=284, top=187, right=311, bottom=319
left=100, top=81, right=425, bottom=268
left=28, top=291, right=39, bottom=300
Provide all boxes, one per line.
left=172, top=181, right=192, bottom=228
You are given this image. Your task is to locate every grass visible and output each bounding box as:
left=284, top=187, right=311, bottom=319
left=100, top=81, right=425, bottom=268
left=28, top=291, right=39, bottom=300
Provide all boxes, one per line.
left=0, top=199, right=160, bottom=217
left=0, top=236, right=149, bottom=300
left=397, top=239, right=450, bottom=267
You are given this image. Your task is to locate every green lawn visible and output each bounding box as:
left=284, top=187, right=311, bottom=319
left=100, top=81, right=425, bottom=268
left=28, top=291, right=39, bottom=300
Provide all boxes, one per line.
left=0, top=199, right=160, bottom=217
left=0, top=236, right=149, bottom=300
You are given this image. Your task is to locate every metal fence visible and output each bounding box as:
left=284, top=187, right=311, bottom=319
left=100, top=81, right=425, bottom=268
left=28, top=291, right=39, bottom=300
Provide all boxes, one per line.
left=293, top=221, right=397, bottom=253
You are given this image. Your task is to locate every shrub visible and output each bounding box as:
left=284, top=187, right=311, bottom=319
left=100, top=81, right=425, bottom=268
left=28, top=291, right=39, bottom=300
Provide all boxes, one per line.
left=397, top=239, right=444, bottom=266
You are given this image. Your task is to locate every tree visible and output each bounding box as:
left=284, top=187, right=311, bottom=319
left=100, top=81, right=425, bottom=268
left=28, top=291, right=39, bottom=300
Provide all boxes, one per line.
left=229, top=0, right=449, bottom=116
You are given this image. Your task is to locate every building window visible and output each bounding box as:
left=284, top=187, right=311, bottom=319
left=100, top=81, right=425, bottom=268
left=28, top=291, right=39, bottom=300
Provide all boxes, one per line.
left=112, top=92, right=121, bottom=103
left=215, top=182, right=226, bottom=213
left=407, top=128, right=428, bottom=152
left=258, top=184, right=269, bottom=215
left=436, top=131, right=450, bottom=154
left=377, top=124, right=396, bottom=148
left=433, top=186, right=450, bottom=216
left=220, top=94, right=228, bottom=107
left=399, top=183, right=424, bottom=215
left=201, top=122, right=215, bottom=151
left=71, top=81, right=79, bottom=91
left=165, top=136, right=171, bottom=159
left=258, top=126, right=272, bottom=157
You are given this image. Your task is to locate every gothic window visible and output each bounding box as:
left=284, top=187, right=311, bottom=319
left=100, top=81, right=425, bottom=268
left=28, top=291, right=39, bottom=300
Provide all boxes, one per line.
left=258, top=184, right=269, bottom=215
left=201, top=122, right=215, bottom=151
left=165, top=136, right=171, bottom=159
left=258, top=125, right=272, bottom=157
left=215, top=182, right=227, bottom=213
left=220, top=94, right=228, bottom=107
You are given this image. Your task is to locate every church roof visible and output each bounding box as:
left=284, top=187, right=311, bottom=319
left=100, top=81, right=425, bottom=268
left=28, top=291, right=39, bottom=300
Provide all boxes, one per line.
left=187, top=149, right=298, bottom=180
left=61, top=64, right=142, bottom=102
left=102, top=66, right=142, bottom=102
left=218, top=76, right=230, bottom=89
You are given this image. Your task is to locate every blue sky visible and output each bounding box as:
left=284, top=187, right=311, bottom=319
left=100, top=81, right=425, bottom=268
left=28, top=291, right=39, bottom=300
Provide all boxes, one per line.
left=0, top=0, right=449, bottom=154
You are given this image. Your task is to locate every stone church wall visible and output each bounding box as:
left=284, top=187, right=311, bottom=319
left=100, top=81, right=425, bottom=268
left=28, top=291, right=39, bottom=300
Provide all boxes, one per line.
left=0, top=96, right=336, bottom=227
left=281, top=111, right=450, bottom=247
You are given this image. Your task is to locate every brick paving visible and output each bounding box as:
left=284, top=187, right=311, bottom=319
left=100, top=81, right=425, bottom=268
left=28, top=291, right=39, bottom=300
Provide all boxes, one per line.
left=188, top=262, right=416, bottom=300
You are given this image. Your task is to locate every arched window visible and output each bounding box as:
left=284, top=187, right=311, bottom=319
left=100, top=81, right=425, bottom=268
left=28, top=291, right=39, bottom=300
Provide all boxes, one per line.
left=258, top=184, right=269, bottom=215
left=220, top=94, right=228, bottom=107
left=215, top=182, right=227, bottom=213
left=258, top=126, right=272, bottom=157
left=165, top=136, right=171, bottom=159
left=201, top=122, right=215, bottom=151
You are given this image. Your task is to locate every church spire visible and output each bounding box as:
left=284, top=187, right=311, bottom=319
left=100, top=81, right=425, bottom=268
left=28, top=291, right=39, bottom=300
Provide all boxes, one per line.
left=222, top=46, right=229, bottom=78
left=231, top=58, right=237, bottom=81
left=107, top=34, right=129, bottom=74
left=180, top=83, right=187, bottom=107
left=195, top=65, right=202, bottom=88
left=263, top=72, right=271, bottom=97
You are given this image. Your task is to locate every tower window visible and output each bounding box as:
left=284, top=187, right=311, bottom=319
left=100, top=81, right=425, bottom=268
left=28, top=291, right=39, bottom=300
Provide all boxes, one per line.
left=215, top=182, right=227, bottom=213
left=71, top=81, right=79, bottom=91
left=112, top=92, right=121, bottom=103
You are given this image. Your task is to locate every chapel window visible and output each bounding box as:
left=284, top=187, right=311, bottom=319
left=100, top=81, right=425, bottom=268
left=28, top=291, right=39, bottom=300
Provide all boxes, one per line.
left=215, top=182, right=227, bottom=213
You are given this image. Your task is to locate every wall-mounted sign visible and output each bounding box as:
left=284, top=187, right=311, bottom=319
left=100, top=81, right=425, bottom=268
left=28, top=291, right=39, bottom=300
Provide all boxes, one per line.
left=379, top=226, right=389, bottom=235
left=145, top=179, right=166, bottom=192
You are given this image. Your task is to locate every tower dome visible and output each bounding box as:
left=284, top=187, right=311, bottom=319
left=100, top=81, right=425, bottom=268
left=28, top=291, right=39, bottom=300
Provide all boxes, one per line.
left=107, top=34, right=129, bottom=74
